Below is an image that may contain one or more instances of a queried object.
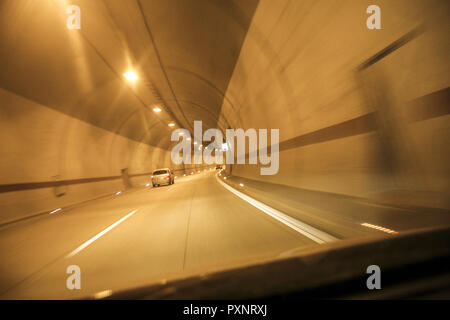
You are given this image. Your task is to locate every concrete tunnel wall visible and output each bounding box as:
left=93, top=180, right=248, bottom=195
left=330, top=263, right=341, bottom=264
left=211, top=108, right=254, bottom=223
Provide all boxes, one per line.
left=0, top=87, right=190, bottom=224
left=219, top=0, right=450, bottom=210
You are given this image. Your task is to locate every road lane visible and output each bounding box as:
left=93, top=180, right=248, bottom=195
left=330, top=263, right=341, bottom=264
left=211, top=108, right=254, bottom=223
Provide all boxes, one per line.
left=0, top=171, right=316, bottom=299
left=0, top=185, right=171, bottom=294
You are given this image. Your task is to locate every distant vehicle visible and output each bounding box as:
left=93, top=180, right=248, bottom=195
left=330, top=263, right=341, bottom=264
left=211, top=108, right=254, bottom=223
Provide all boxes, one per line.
left=152, top=168, right=174, bottom=187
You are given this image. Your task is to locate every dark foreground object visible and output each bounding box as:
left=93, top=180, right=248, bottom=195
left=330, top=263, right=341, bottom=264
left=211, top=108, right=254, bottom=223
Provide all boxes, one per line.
left=92, top=225, right=450, bottom=299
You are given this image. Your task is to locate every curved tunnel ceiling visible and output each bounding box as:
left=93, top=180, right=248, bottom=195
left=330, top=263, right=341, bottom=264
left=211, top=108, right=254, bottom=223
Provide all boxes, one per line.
left=0, top=0, right=259, bottom=149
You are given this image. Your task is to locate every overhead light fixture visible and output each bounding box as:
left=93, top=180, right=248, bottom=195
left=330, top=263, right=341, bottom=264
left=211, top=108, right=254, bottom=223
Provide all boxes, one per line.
left=123, top=71, right=138, bottom=82
left=187, top=137, right=191, bottom=141
left=168, top=123, right=175, bottom=127
left=153, top=106, right=162, bottom=112
left=179, top=132, right=184, bottom=135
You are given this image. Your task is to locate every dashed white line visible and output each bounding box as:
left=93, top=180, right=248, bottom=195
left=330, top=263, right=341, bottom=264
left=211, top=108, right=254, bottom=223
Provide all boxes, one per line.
left=361, top=222, right=398, bottom=234
left=66, top=209, right=139, bottom=258
left=49, top=208, right=62, bottom=214
left=216, top=176, right=337, bottom=244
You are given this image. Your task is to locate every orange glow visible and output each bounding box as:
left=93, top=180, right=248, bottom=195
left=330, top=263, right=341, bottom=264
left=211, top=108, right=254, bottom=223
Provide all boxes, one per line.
left=123, top=71, right=138, bottom=82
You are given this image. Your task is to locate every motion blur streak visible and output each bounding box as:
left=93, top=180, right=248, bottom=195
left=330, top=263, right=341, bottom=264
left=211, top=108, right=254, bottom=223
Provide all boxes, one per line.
left=0, top=0, right=449, bottom=299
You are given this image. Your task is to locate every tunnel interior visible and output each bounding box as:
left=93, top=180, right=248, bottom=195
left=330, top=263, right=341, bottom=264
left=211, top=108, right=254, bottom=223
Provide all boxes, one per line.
left=1, top=0, right=448, bottom=223
left=0, top=0, right=449, bottom=300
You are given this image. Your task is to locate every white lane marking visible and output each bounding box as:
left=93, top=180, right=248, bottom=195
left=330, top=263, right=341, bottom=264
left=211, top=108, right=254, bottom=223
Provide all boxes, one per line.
left=66, top=209, right=138, bottom=258
left=93, top=290, right=113, bottom=299
left=216, top=176, right=337, bottom=244
left=49, top=208, right=62, bottom=214
left=361, top=222, right=398, bottom=234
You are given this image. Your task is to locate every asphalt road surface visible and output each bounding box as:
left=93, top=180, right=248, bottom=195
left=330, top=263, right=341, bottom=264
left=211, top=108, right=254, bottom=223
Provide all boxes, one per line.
left=0, top=171, right=319, bottom=299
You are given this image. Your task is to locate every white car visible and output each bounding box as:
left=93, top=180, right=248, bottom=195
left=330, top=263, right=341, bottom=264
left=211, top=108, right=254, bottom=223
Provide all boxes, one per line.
left=151, top=168, right=175, bottom=187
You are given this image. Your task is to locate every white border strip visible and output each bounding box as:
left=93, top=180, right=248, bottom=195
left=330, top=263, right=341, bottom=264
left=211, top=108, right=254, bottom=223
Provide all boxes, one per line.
left=66, top=209, right=139, bottom=258
left=216, top=176, right=337, bottom=244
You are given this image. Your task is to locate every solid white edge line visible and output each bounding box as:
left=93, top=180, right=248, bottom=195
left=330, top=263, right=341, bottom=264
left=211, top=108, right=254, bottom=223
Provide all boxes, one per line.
left=66, top=209, right=139, bottom=258
left=216, top=176, right=337, bottom=244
